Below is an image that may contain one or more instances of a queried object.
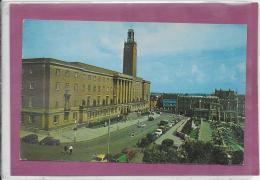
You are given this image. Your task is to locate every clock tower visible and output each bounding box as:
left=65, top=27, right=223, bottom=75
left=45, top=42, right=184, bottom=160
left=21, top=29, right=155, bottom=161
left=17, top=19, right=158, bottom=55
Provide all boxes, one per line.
left=123, top=29, right=137, bottom=77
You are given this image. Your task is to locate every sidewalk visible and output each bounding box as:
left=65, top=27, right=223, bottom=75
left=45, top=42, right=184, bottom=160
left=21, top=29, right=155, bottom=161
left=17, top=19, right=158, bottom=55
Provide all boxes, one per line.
left=20, top=114, right=160, bottom=143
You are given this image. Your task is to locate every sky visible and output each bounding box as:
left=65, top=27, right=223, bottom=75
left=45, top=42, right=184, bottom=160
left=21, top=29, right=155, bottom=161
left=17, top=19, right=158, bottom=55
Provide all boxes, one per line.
left=23, top=20, right=247, bottom=94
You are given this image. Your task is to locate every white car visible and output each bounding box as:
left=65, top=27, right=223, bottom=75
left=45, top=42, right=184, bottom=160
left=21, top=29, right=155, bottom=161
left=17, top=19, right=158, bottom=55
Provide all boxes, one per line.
left=137, top=122, right=146, bottom=128
left=167, top=123, right=173, bottom=127
left=155, top=129, right=163, bottom=136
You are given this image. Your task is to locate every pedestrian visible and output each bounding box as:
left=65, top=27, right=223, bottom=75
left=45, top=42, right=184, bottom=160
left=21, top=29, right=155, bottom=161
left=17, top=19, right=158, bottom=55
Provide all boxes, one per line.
left=69, top=145, right=73, bottom=155
left=63, top=144, right=68, bottom=154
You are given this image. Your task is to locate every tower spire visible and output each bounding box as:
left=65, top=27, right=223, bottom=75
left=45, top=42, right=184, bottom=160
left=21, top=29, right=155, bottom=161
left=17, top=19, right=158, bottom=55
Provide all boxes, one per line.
left=123, top=29, right=137, bottom=77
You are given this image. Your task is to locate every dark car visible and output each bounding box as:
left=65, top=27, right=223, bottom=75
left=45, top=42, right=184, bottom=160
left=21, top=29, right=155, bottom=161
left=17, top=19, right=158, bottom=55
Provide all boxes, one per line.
left=21, top=134, right=38, bottom=144
left=148, top=116, right=154, bottom=121
left=39, top=137, right=60, bottom=146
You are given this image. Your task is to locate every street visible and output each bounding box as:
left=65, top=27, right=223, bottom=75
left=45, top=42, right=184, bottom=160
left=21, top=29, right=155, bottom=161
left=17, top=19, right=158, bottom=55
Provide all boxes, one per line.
left=21, top=113, right=186, bottom=162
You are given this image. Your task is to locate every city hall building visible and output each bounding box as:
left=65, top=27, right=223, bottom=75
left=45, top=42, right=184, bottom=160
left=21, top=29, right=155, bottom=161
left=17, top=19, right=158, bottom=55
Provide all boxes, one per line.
left=22, top=29, right=151, bottom=130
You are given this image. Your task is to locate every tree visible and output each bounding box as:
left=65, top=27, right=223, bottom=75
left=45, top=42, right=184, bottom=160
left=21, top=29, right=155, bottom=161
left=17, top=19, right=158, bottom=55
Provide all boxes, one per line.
left=180, top=140, right=229, bottom=164
left=209, top=146, right=229, bottom=165
left=231, top=150, right=243, bottom=164
left=161, top=139, right=174, bottom=149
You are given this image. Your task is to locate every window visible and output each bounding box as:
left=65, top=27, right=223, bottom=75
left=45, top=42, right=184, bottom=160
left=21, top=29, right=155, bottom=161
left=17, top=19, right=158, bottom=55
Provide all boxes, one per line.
left=74, top=72, right=78, bottom=78
left=82, top=84, right=86, bottom=91
left=88, top=75, right=91, bottom=80
left=55, top=101, right=59, bottom=108
left=87, top=96, right=91, bottom=106
left=64, top=112, right=69, bottom=121
left=106, top=96, right=109, bottom=105
left=93, top=76, right=96, bottom=81
left=74, top=84, right=78, bottom=92
left=28, top=115, right=34, bottom=124
left=22, top=96, right=25, bottom=106
left=65, top=71, right=70, bottom=77
left=93, top=99, right=96, bottom=106
left=28, top=96, right=32, bottom=107
left=97, top=96, right=101, bottom=106
left=73, top=112, right=78, bottom=120
left=88, top=85, right=91, bottom=92
left=29, top=82, right=35, bottom=89
left=65, top=83, right=70, bottom=90
left=98, top=86, right=101, bottom=92
left=53, top=115, right=59, bottom=124
left=56, top=82, right=61, bottom=91
left=56, top=69, right=61, bottom=76
left=93, top=86, right=96, bottom=92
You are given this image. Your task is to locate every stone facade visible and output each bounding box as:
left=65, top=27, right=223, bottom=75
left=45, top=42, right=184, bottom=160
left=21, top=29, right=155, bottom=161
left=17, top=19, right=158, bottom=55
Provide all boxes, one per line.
left=21, top=29, right=150, bottom=130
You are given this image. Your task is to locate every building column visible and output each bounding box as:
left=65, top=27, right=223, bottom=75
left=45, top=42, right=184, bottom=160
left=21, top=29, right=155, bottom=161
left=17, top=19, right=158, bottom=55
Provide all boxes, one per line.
left=119, top=79, right=122, bottom=104
left=125, top=81, right=129, bottom=103
left=128, top=81, right=131, bottom=103
left=117, top=80, right=120, bottom=104
left=124, top=80, right=127, bottom=103
left=130, top=81, right=132, bottom=103
left=121, top=79, right=124, bottom=104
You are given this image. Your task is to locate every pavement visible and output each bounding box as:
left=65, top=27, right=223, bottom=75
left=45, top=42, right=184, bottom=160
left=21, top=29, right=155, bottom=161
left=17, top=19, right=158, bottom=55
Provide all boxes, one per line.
left=155, top=117, right=189, bottom=147
left=20, top=114, right=160, bottom=143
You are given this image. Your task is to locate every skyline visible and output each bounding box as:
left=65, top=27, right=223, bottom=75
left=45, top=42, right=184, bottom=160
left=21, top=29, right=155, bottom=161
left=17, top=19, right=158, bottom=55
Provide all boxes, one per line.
left=23, top=20, right=247, bottom=94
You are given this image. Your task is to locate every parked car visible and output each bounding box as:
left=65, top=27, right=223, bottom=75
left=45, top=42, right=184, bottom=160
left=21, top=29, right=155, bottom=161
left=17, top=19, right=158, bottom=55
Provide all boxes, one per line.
left=39, top=137, right=60, bottom=146
left=92, top=153, right=108, bottom=162
left=155, top=129, right=163, bottom=136
left=167, top=123, right=173, bottom=127
left=148, top=116, right=154, bottom=121
left=21, top=134, right=38, bottom=144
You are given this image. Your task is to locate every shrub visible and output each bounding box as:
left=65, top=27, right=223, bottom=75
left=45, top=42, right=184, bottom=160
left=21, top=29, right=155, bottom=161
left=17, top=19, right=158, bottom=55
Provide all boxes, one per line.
left=161, top=139, right=174, bottom=148
left=231, top=150, right=243, bottom=165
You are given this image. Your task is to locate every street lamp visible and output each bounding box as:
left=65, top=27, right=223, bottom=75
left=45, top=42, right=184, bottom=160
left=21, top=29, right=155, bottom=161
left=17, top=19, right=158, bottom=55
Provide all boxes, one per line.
left=74, top=119, right=77, bottom=143
left=107, top=118, right=111, bottom=157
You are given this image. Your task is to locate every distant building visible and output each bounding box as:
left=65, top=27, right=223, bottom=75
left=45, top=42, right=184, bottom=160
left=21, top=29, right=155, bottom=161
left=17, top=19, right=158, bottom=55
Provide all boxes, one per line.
left=214, top=89, right=245, bottom=121
left=21, top=29, right=150, bottom=130
left=162, top=89, right=245, bottom=122
left=177, top=95, right=220, bottom=120
left=150, top=95, right=159, bottom=111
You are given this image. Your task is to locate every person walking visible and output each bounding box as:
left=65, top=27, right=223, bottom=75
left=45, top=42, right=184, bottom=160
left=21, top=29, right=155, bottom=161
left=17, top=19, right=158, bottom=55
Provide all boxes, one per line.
left=63, top=144, right=68, bottom=154
left=69, top=145, right=73, bottom=155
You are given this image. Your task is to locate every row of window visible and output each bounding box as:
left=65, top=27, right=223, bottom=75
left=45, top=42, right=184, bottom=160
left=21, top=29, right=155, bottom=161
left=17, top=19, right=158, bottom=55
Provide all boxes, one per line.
left=52, top=108, right=117, bottom=125
left=56, top=82, right=113, bottom=93
left=56, top=69, right=112, bottom=82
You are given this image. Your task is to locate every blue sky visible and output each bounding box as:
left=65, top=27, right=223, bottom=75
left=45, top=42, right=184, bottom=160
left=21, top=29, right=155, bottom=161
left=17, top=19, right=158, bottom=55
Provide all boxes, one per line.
left=23, top=20, right=247, bottom=94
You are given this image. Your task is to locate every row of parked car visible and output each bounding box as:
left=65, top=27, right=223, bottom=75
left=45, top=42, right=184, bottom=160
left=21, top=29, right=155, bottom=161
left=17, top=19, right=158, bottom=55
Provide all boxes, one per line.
left=21, top=134, right=60, bottom=146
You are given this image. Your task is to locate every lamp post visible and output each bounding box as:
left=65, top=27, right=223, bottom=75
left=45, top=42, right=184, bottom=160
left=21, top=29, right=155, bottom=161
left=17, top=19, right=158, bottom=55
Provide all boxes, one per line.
left=74, top=119, right=77, bottom=143
left=107, top=118, right=111, bottom=156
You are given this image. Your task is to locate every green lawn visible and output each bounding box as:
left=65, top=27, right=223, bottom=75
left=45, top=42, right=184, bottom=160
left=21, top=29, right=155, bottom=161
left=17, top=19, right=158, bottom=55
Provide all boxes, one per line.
left=198, top=121, right=212, bottom=142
